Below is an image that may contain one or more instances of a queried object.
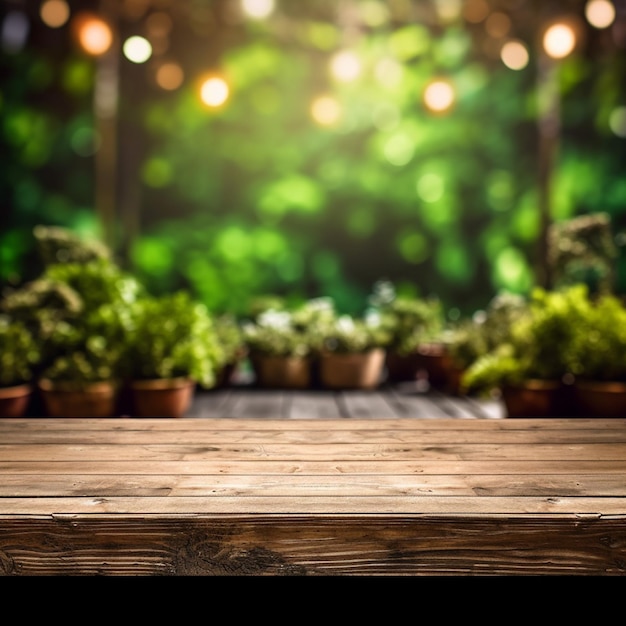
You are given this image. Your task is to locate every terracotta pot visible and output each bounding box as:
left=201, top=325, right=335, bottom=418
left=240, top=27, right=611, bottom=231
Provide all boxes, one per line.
left=319, top=349, right=386, bottom=390
left=501, top=379, right=573, bottom=418
left=0, top=383, right=32, bottom=417
left=38, top=379, right=118, bottom=418
left=575, top=380, right=626, bottom=417
left=250, top=355, right=311, bottom=389
left=129, top=377, right=195, bottom=417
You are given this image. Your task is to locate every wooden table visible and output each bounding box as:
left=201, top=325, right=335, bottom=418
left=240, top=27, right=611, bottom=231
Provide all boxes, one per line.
left=1, top=415, right=625, bottom=576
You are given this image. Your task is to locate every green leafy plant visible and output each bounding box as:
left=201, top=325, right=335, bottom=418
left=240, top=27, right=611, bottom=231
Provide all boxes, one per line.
left=40, top=301, right=134, bottom=386
left=445, top=291, right=528, bottom=371
left=213, top=314, right=247, bottom=366
left=126, top=291, right=221, bottom=387
left=461, top=285, right=589, bottom=395
left=566, top=292, right=626, bottom=382
left=242, top=308, right=313, bottom=358
left=0, top=317, right=41, bottom=388
left=370, top=281, right=445, bottom=356
left=313, top=312, right=391, bottom=354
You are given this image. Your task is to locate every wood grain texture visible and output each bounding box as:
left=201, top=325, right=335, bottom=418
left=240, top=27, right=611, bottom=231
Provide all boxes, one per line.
left=1, top=416, right=625, bottom=576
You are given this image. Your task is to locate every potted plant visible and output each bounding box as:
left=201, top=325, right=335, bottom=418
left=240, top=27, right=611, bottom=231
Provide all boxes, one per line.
left=125, top=291, right=222, bottom=416
left=565, top=290, right=626, bottom=416
left=35, top=288, right=137, bottom=417
left=368, top=281, right=447, bottom=385
left=460, top=285, right=588, bottom=417
left=2, top=227, right=145, bottom=417
left=241, top=304, right=317, bottom=389
left=312, top=309, right=391, bottom=390
left=0, top=317, right=41, bottom=417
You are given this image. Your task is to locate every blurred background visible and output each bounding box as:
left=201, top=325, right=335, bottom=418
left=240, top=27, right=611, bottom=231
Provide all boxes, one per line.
left=2, top=0, right=626, bottom=319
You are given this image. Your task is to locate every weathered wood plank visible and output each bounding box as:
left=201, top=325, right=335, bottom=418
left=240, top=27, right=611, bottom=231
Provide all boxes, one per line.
left=2, top=425, right=625, bottom=444
left=0, top=420, right=626, bottom=446
left=2, top=495, right=626, bottom=515
left=2, top=442, right=625, bottom=461
left=1, top=517, right=624, bottom=576
left=3, top=416, right=619, bottom=431
left=2, top=473, right=626, bottom=497
left=3, top=458, right=626, bottom=475
left=1, top=416, right=625, bottom=576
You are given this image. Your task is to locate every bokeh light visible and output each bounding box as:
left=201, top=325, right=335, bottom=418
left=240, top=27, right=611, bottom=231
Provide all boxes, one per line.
left=1, top=11, right=29, bottom=53
left=609, top=106, right=626, bottom=138
left=374, top=57, right=403, bottom=88
left=155, top=62, right=184, bottom=90
left=423, top=79, right=455, bottom=113
left=40, top=0, right=70, bottom=29
left=463, top=0, right=489, bottom=24
left=74, top=14, right=113, bottom=56
left=200, top=76, right=229, bottom=107
left=311, top=96, right=341, bottom=126
left=543, top=23, right=577, bottom=59
left=585, top=0, right=616, bottom=29
left=500, top=40, right=530, bottom=70
left=70, top=127, right=101, bottom=157
left=485, top=12, right=511, bottom=39
left=123, top=35, right=152, bottom=63
left=241, top=0, right=275, bottom=20
left=416, top=173, right=445, bottom=203
left=330, top=50, right=362, bottom=82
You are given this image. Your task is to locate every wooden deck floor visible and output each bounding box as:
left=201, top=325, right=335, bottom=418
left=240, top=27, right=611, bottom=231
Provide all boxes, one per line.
left=1, top=410, right=625, bottom=576
left=187, top=382, right=506, bottom=420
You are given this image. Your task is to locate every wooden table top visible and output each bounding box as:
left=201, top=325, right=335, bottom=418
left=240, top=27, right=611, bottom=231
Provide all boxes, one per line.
left=1, top=416, right=626, bottom=575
